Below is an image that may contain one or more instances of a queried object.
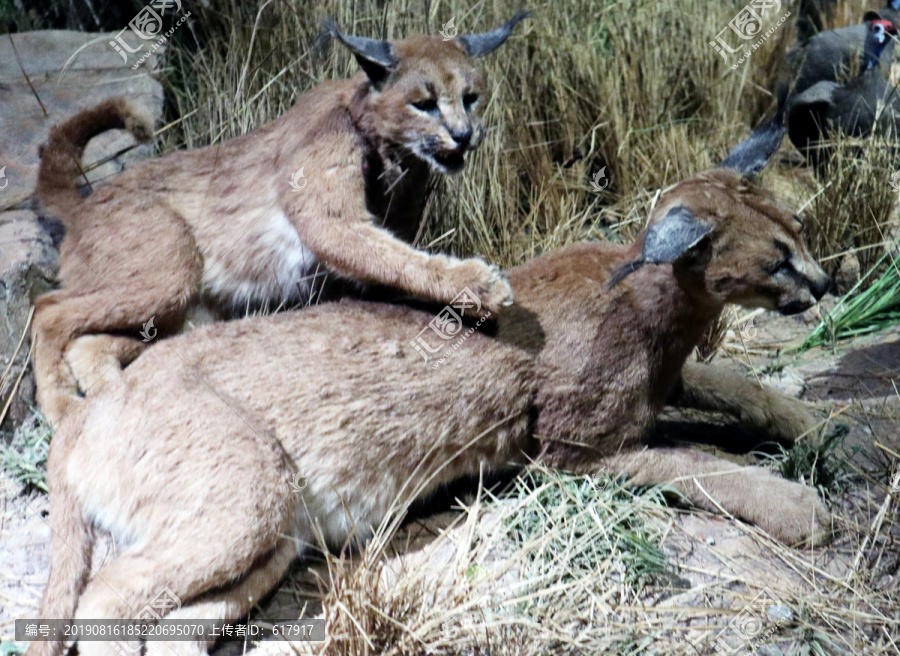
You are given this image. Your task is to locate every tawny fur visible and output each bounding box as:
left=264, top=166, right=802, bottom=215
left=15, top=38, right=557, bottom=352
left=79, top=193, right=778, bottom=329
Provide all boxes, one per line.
left=31, top=169, right=832, bottom=656
left=32, top=29, right=523, bottom=425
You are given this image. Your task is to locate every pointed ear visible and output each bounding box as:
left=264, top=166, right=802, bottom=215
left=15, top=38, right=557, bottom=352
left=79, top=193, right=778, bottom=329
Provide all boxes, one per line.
left=718, top=114, right=786, bottom=177
left=642, top=207, right=713, bottom=265
left=608, top=206, right=712, bottom=287
left=457, top=10, right=530, bottom=58
left=324, top=20, right=397, bottom=86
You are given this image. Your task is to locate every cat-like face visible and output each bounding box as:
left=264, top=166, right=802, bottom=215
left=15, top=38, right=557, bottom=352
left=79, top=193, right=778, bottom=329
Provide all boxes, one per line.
left=333, top=13, right=527, bottom=174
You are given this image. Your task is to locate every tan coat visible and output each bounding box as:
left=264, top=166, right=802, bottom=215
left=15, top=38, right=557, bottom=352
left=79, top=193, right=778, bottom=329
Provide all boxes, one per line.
left=30, top=169, right=831, bottom=656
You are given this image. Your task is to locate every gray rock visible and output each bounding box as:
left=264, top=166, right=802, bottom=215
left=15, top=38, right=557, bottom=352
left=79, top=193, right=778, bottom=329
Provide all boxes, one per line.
left=767, top=603, right=794, bottom=624
left=0, top=30, right=164, bottom=433
left=0, top=211, right=57, bottom=429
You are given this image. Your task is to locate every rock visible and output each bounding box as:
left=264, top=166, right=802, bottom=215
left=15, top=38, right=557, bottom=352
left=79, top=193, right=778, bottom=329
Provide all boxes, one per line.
left=833, top=252, right=861, bottom=295
left=0, top=30, right=164, bottom=433
left=0, top=211, right=58, bottom=429
left=767, top=603, right=794, bottom=624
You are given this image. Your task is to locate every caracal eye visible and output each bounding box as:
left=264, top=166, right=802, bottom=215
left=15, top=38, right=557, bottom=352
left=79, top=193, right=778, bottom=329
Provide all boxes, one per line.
left=411, top=98, right=439, bottom=112
left=463, top=93, right=479, bottom=109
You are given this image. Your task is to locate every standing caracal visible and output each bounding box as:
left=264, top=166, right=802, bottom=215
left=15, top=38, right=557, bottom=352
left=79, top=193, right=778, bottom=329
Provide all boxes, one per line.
left=33, top=12, right=528, bottom=423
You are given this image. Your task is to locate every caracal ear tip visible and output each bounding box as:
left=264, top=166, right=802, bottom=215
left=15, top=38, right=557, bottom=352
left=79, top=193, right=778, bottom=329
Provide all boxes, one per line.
left=457, top=9, right=531, bottom=58
left=320, top=17, right=339, bottom=35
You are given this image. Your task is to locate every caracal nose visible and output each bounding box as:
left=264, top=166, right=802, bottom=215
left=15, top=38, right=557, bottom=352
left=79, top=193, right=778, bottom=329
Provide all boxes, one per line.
left=449, top=126, right=473, bottom=149
left=812, top=272, right=830, bottom=301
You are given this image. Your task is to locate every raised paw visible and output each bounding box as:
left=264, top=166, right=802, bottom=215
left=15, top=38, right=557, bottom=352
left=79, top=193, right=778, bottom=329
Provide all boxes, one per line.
left=447, top=258, right=514, bottom=316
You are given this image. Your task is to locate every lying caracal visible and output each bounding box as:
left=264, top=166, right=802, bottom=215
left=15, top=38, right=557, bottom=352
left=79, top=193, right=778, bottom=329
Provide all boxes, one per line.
left=32, top=122, right=832, bottom=656
left=33, top=13, right=528, bottom=424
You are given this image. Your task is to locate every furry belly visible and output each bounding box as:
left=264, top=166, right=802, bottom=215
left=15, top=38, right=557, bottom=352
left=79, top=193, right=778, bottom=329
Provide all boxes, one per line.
left=200, top=209, right=328, bottom=311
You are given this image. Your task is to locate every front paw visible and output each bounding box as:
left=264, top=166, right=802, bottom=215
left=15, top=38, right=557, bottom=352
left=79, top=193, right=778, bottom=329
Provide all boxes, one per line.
left=446, top=258, right=514, bottom=316
left=753, top=476, right=832, bottom=546
left=757, top=393, right=820, bottom=442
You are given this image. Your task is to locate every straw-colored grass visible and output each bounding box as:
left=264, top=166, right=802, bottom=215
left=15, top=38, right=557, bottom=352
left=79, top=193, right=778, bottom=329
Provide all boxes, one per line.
left=802, top=130, right=899, bottom=282
left=160, top=0, right=792, bottom=267
left=276, top=458, right=899, bottom=656
left=303, top=467, right=676, bottom=655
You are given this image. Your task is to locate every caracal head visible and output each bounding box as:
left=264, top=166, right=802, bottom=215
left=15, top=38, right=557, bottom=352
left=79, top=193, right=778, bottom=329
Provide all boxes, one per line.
left=636, top=170, right=831, bottom=316
left=328, top=11, right=529, bottom=174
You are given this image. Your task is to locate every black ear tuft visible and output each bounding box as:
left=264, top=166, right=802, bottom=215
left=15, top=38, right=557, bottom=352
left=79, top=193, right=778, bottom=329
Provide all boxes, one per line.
left=607, top=259, right=646, bottom=288
left=607, top=206, right=712, bottom=287
left=642, top=206, right=713, bottom=265
left=457, top=10, right=530, bottom=58
left=324, top=19, right=397, bottom=86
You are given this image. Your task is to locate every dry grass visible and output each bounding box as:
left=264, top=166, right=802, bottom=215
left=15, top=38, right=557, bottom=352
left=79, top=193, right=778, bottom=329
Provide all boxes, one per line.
left=267, top=457, right=900, bottom=656
left=802, top=130, right=899, bottom=281
left=298, top=467, right=676, bottom=656
left=161, top=0, right=794, bottom=266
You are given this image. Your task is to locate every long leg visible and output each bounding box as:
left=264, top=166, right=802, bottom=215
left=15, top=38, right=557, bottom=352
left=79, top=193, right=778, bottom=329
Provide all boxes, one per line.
left=600, top=447, right=831, bottom=545
left=670, top=362, right=819, bottom=442
left=287, top=190, right=513, bottom=316
left=144, top=540, right=298, bottom=656
left=25, top=418, right=94, bottom=656
left=72, top=492, right=296, bottom=656
left=32, top=223, right=200, bottom=425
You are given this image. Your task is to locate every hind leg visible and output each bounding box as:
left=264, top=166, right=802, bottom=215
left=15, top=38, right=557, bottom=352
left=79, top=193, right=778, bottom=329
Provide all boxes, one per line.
left=74, top=536, right=297, bottom=656
left=32, top=225, right=200, bottom=424
left=65, top=335, right=148, bottom=395
left=34, top=290, right=183, bottom=425
left=72, top=554, right=183, bottom=656
left=144, top=540, right=298, bottom=656
left=66, top=379, right=301, bottom=656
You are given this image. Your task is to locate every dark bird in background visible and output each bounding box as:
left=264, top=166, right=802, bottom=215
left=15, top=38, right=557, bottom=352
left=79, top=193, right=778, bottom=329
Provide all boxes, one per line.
left=784, top=19, right=899, bottom=168
left=783, top=0, right=899, bottom=99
